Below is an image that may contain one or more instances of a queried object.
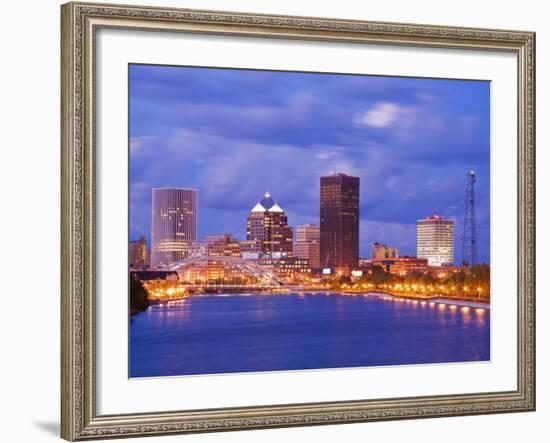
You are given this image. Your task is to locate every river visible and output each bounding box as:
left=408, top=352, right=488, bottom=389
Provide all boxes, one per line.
left=130, top=292, right=490, bottom=377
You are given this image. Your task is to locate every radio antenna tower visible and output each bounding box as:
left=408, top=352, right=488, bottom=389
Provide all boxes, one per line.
left=462, top=170, right=478, bottom=266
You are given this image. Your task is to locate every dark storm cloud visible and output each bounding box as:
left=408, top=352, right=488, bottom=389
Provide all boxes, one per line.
left=129, top=64, right=491, bottom=263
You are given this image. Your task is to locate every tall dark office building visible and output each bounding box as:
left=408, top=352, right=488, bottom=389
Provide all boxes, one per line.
left=320, top=173, right=360, bottom=274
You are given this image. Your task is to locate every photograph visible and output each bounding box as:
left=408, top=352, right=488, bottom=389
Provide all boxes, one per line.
left=128, top=64, right=491, bottom=378
left=57, top=2, right=537, bottom=440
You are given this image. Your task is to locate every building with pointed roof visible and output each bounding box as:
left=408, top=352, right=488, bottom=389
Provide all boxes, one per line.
left=250, top=191, right=284, bottom=213
left=246, top=192, right=293, bottom=257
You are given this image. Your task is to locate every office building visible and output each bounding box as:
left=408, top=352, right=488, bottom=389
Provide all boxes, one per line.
left=129, top=235, right=149, bottom=270
left=246, top=192, right=293, bottom=257
left=371, top=242, right=399, bottom=261
left=205, top=234, right=241, bottom=257
left=186, top=241, right=207, bottom=258
left=320, top=173, right=360, bottom=274
left=179, top=259, right=227, bottom=284
left=293, top=224, right=320, bottom=269
left=240, top=239, right=262, bottom=255
left=374, top=256, right=429, bottom=275
left=254, top=256, right=311, bottom=282
left=150, top=187, right=197, bottom=268
left=417, top=215, right=455, bottom=266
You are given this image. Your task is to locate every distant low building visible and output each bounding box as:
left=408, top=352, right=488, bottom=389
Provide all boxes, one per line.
left=429, top=265, right=464, bottom=279
left=240, top=239, right=262, bottom=255
left=129, top=235, right=149, bottom=269
left=132, top=271, right=185, bottom=300
left=205, top=234, right=241, bottom=257
left=371, top=242, right=399, bottom=261
left=186, top=241, right=207, bottom=258
left=254, top=256, right=311, bottom=282
left=373, top=256, right=428, bottom=275
left=180, top=259, right=227, bottom=283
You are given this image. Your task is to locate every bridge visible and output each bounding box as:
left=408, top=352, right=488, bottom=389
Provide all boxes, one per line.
left=167, top=255, right=287, bottom=288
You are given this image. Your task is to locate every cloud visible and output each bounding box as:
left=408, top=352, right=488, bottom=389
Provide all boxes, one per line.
left=130, top=122, right=489, bottom=260
left=130, top=135, right=158, bottom=153
left=354, top=102, right=402, bottom=128
left=131, top=129, right=361, bottom=210
left=414, top=92, right=438, bottom=102
left=129, top=66, right=491, bottom=262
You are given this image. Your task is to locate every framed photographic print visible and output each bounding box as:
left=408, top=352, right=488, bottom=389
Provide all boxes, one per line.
left=61, top=1, right=536, bottom=440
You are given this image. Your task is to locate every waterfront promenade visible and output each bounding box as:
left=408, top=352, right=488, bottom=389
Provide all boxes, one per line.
left=146, top=286, right=491, bottom=310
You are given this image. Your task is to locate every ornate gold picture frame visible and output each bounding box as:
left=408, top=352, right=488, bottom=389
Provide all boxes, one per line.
left=61, top=1, right=535, bottom=440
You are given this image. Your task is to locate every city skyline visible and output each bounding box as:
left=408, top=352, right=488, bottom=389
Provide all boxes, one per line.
left=135, top=170, right=484, bottom=266
left=130, top=64, right=490, bottom=263
left=137, top=182, right=466, bottom=269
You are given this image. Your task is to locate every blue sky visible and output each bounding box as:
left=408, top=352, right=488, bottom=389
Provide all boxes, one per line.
left=129, top=64, right=491, bottom=264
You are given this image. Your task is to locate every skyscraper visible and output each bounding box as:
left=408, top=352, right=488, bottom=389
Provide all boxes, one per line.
left=417, top=215, right=455, bottom=267
left=293, top=224, right=321, bottom=269
left=320, top=173, right=360, bottom=273
left=246, top=192, right=293, bottom=257
left=150, top=187, right=197, bottom=268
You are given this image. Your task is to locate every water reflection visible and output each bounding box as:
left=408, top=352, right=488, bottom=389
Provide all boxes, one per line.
left=130, top=292, right=490, bottom=378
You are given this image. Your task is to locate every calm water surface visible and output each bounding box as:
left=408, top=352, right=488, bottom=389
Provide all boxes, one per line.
left=130, top=292, right=490, bottom=377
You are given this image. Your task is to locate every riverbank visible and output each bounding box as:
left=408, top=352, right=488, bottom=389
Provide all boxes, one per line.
left=149, top=295, right=189, bottom=305
left=368, top=291, right=490, bottom=309
left=175, top=289, right=490, bottom=309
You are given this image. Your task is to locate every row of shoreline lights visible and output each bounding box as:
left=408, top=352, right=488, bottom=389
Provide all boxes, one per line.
left=340, top=282, right=484, bottom=296
left=376, top=296, right=487, bottom=313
